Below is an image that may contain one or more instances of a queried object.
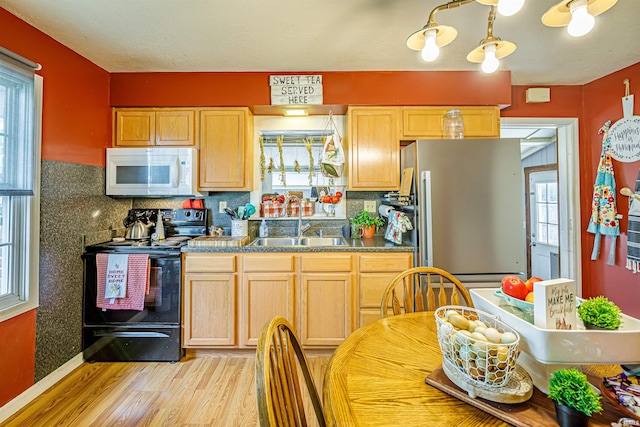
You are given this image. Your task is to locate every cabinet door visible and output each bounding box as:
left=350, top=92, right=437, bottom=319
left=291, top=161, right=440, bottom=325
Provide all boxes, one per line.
left=241, top=273, right=295, bottom=347
left=155, top=110, right=196, bottom=146
left=114, top=110, right=155, bottom=146
left=347, top=107, right=400, bottom=190
left=183, top=273, right=237, bottom=347
left=401, top=106, right=500, bottom=140
left=300, top=272, right=353, bottom=346
left=199, top=108, right=253, bottom=191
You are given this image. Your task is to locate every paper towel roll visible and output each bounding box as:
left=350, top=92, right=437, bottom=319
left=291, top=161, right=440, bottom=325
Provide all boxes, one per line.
left=379, top=204, right=394, bottom=218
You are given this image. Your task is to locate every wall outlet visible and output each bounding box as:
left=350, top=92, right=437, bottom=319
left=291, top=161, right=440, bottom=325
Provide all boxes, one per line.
left=219, top=201, right=227, bottom=213
left=364, top=200, right=376, bottom=213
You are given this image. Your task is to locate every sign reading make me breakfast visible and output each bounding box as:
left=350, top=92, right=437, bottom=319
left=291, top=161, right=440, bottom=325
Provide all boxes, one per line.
left=270, top=75, right=323, bottom=106
left=533, top=278, right=577, bottom=330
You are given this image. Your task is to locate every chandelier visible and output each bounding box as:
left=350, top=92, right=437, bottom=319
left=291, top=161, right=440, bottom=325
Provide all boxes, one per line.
left=407, top=0, right=618, bottom=73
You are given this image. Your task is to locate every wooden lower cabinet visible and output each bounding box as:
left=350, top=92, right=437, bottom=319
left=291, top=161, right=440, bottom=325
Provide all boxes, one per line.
left=299, top=254, right=354, bottom=346
left=358, top=252, right=414, bottom=328
left=241, top=272, right=295, bottom=347
left=182, top=251, right=413, bottom=349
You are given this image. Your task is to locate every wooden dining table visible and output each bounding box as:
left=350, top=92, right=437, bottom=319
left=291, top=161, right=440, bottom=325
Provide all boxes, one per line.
left=322, top=311, right=628, bottom=427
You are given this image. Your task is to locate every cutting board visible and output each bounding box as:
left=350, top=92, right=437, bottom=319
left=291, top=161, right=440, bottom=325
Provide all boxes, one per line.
left=187, top=236, right=250, bottom=247
left=399, top=167, right=413, bottom=198
left=425, top=365, right=627, bottom=427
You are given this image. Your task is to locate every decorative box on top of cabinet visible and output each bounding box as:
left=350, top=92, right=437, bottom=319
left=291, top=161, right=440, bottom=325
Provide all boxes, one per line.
left=347, top=107, right=401, bottom=191
left=401, top=106, right=500, bottom=140
left=199, top=108, right=254, bottom=191
left=113, top=108, right=197, bottom=147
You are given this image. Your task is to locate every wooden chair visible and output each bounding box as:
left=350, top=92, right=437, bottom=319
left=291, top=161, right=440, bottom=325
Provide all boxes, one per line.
left=380, top=266, right=474, bottom=318
left=255, top=315, right=326, bottom=427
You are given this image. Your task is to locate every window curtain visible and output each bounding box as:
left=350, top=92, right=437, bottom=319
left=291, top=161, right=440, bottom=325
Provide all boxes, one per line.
left=0, top=46, right=41, bottom=196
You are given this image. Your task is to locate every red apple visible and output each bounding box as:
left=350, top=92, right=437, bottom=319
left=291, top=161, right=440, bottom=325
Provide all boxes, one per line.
left=525, top=276, right=543, bottom=293
left=501, top=275, right=528, bottom=300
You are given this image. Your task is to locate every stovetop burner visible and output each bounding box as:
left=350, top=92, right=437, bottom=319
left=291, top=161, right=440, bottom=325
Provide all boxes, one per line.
left=84, top=236, right=192, bottom=253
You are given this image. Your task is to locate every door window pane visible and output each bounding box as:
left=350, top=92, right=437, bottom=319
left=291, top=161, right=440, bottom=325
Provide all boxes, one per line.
left=535, top=182, right=559, bottom=247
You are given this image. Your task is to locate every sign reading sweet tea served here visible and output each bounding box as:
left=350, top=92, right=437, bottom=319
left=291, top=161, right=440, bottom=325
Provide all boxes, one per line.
left=533, top=278, right=577, bottom=330
left=270, top=75, right=323, bottom=106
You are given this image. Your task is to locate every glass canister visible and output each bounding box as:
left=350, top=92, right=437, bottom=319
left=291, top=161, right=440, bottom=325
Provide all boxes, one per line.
left=442, top=109, right=465, bottom=139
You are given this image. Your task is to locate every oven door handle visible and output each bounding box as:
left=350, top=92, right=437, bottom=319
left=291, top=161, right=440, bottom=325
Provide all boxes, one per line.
left=93, top=331, right=171, bottom=338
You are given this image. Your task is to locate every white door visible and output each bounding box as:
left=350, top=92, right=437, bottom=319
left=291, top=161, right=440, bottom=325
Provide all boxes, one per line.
left=530, top=170, right=560, bottom=279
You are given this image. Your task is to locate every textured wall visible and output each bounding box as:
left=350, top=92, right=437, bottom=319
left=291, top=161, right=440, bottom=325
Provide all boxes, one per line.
left=36, top=160, right=130, bottom=381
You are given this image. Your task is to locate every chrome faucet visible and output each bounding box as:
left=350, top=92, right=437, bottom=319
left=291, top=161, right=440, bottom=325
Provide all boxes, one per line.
left=282, top=195, right=311, bottom=237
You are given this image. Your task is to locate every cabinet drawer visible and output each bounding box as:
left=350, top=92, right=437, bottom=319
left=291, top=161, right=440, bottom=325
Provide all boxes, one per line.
left=301, top=255, right=352, bottom=272
left=359, top=253, right=413, bottom=272
left=243, top=255, right=295, bottom=272
left=359, top=272, right=403, bottom=307
left=184, top=254, right=236, bottom=273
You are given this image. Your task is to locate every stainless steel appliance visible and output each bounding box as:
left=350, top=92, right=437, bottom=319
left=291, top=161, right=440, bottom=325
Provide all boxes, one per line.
left=81, top=208, right=206, bottom=362
left=400, top=139, right=525, bottom=284
left=106, top=147, right=198, bottom=197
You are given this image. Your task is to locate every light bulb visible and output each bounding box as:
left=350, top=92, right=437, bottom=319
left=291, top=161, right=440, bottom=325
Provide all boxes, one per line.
left=567, top=0, right=595, bottom=37
left=497, top=0, right=524, bottom=17
left=421, top=29, right=440, bottom=62
left=481, top=44, right=500, bottom=73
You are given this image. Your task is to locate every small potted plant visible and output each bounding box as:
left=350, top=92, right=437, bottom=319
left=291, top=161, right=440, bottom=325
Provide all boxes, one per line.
left=548, top=368, right=602, bottom=427
left=577, top=296, right=622, bottom=330
left=350, top=210, right=385, bottom=239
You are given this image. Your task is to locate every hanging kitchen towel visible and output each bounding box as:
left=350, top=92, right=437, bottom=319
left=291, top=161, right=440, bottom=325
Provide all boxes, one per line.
left=145, top=266, right=163, bottom=307
left=96, top=253, right=150, bottom=311
left=385, top=211, right=413, bottom=244
left=587, top=121, right=620, bottom=266
left=626, top=170, right=640, bottom=273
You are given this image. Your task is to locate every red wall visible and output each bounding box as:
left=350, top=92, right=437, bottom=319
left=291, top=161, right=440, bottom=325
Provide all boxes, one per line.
left=0, top=8, right=110, bottom=406
left=110, top=70, right=512, bottom=107
left=580, top=63, right=640, bottom=315
left=0, top=8, right=111, bottom=167
left=0, top=310, right=36, bottom=406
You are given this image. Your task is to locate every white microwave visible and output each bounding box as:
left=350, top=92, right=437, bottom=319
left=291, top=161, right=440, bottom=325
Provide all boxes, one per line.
left=106, top=147, right=198, bottom=197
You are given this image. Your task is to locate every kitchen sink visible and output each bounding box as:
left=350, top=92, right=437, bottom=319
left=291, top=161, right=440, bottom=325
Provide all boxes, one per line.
left=249, top=237, right=348, bottom=247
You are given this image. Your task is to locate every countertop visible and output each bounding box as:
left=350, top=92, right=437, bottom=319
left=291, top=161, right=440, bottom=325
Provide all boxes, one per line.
left=181, top=236, right=414, bottom=253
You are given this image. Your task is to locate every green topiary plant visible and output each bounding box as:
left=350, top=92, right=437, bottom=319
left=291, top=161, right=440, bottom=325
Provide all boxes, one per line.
left=350, top=210, right=385, bottom=229
left=577, top=296, right=622, bottom=329
left=548, top=368, right=602, bottom=417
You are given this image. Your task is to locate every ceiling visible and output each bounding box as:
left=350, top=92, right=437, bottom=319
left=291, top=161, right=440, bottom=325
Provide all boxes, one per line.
left=1, top=0, right=639, bottom=86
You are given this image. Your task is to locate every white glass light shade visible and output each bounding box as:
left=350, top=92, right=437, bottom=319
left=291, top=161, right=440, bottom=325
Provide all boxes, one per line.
left=567, top=0, right=595, bottom=37
left=481, top=44, right=500, bottom=73
left=421, top=29, right=440, bottom=62
left=497, top=0, right=524, bottom=16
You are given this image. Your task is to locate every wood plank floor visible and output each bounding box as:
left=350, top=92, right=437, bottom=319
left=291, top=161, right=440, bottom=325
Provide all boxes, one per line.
left=4, top=350, right=332, bottom=427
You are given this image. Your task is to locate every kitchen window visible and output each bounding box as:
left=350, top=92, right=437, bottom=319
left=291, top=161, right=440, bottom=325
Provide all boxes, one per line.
left=0, top=48, right=41, bottom=322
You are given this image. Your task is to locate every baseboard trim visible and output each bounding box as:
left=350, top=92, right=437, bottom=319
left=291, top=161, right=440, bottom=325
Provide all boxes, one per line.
left=0, top=353, right=84, bottom=423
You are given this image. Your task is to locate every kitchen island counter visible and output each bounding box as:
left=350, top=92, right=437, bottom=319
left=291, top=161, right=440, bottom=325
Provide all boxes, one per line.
left=181, top=236, right=414, bottom=253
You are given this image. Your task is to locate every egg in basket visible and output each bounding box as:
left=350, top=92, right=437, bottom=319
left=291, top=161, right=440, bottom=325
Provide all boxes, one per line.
left=435, top=306, right=522, bottom=389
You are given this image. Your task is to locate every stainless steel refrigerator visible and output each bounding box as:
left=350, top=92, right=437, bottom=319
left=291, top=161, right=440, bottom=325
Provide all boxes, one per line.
left=400, top=139, right=526, bottom=284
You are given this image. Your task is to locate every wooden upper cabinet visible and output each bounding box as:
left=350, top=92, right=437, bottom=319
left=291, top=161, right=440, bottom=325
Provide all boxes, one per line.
left=199, top=108, right=253, bottom=191
left=347, top=107, right=400, bottom=191
left=401, top=106, right=500, bottom=140
left=113, top=108, right=196, bottom=147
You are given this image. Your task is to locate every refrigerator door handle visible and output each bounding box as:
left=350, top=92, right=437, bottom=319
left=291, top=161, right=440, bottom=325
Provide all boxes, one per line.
left=421, top=171, right=434, bottom=267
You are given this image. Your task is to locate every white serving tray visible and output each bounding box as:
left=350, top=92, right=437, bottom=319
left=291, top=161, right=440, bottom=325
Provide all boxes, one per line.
left=470, top=288, right=640, bottom=365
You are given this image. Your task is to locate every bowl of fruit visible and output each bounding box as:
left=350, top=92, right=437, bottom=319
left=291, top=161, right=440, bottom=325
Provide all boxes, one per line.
left=435, top=306, right=521, bottom=389
left=493, top=275, right=541, bottom=320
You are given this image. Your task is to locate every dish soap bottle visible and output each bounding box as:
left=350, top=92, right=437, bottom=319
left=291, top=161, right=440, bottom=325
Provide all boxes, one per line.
left=259, top=219, right=269, bottom=237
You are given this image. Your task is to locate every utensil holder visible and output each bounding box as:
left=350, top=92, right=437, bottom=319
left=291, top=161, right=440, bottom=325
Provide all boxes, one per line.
left=231, top=220, right=248, bottom=237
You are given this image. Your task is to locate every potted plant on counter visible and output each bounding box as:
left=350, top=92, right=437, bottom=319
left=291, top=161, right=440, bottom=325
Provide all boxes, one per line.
left=350, top=210, right=385, bottom=239
left=577, top=296, right=622, bottom=330
left=548, top=368, right=602, bottom=427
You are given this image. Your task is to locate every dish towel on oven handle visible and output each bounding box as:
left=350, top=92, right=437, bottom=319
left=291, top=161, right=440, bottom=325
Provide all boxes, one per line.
left=627, top=170, right=640, bottom=273
left=385, top=211, right=413, bottom=244
left=96, top=253, right=150, bottom=311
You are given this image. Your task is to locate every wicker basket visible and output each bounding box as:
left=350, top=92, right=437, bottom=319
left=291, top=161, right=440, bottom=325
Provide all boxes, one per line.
left=435, top=305, right=521, bottom=388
